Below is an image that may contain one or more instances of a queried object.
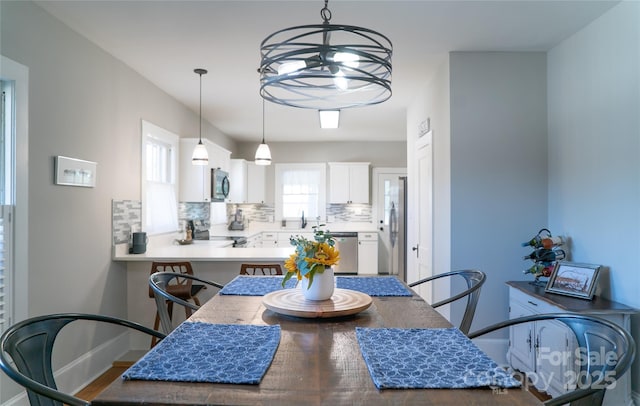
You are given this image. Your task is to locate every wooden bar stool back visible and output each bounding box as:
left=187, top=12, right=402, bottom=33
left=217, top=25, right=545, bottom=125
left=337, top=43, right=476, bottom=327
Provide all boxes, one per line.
left=240, top=263, right=283, bottom=276
left=148, top=261, right=205, bottom=346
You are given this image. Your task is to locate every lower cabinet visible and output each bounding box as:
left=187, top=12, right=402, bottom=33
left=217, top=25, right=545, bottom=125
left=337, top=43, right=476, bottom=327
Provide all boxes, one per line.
left=246, top=233, right=262, bottom=248
left=262, top=232, right=278, bottom=248
left=507, top=282, right=634, bottom=405
left=357, top=232, right=378, bottom=275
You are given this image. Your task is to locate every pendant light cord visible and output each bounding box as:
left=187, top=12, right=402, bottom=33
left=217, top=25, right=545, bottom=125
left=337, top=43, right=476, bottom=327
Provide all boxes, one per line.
left=194, top=68, right=208, bottom=144
left=262, top=99, right=266, bottom=144
left=199, top=72, right=203, bottom=143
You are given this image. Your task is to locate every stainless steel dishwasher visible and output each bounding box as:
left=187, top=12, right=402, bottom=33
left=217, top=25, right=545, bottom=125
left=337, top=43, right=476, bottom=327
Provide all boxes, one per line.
left=332, top=232, right=358, bottom=274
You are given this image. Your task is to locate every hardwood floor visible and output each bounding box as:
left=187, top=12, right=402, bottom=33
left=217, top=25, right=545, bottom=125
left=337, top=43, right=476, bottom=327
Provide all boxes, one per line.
left=74, top=350, right=146, bottom=401
left=74, top=367, right=127, bottom=402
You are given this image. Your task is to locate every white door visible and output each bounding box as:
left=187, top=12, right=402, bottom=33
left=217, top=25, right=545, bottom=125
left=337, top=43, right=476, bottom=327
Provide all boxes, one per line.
left=410, top=133, right=433, bottom=302
left=373, top=168, right=406, bottom=274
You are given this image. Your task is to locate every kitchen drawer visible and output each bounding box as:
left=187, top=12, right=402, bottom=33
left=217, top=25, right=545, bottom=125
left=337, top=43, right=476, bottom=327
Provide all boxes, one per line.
left=357, top=232, right=378, bottom=241
left=510, top=286, right=560, bottom=314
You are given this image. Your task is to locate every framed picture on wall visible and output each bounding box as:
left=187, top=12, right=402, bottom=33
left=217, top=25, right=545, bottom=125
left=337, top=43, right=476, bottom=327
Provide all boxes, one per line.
left=545, top=261, right=601, bottom=300
left=55, top=156, right=97, bottom=187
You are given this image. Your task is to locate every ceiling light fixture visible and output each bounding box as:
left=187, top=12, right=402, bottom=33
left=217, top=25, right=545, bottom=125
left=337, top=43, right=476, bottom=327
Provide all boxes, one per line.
left=255, top=99, right=272, bottom=165
left=319, top=110, right=340, bottom=128
left=259, top=0, right=392, bottom=110
left=192, top=68, right=209, bottom=166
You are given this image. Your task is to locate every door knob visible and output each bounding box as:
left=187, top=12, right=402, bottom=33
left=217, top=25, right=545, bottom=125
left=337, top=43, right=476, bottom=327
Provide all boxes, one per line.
left=412, top=246, right=418, bottom=251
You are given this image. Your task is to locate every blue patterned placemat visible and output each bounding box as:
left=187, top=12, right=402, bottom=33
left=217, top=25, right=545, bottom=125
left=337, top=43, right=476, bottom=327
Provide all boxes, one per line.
left=355, top=327, right=521, bottom=389
left=336, top=276, right=412, bottom=296
left=220, top=275, right=298, bottom=296
left=122, top=322, right=280, bottom=384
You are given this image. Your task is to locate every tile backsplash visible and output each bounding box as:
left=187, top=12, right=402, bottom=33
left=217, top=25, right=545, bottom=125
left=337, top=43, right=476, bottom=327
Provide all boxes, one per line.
left=112, top=199, right=141, bottom=244
left=112, top=199, right=372, bottom=245
left=228, top=203, right=372, bottom=223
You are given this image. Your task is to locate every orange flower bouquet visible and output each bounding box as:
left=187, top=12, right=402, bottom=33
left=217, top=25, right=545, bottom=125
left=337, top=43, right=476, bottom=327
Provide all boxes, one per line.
left=282, top=225, right=340, bottom=288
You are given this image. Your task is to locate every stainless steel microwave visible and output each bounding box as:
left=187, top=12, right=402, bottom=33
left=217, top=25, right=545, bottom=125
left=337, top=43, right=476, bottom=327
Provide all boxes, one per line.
left=211, top=168, right=230, bottom=202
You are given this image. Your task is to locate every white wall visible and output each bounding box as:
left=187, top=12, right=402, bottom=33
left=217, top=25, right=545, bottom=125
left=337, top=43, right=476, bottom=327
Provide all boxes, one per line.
left=406, top=57, right=451, bottom=313
left=0, top=1, right=236, bottom=402
left=449, top=52, right=548, bottom=331
left=547, top=0, right=640, bottom=394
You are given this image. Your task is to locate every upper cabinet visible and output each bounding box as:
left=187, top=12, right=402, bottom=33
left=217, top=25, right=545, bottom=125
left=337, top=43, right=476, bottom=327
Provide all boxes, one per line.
left=228, top=159, right=248, bottom=203
left=229, top=159, right=267, bottom=204
left=328, top=162, right=370, bottom=204
left=179, top=138, right=230, bottom=202
left=247, top=161, right=267, bottom=204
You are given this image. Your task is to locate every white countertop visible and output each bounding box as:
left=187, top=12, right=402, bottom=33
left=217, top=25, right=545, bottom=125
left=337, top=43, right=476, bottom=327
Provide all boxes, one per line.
left=113, top=222, right=374, bottom=262
left=208, top=222, right=377, bottom=238
left=113, top=239, right=294, bottom=262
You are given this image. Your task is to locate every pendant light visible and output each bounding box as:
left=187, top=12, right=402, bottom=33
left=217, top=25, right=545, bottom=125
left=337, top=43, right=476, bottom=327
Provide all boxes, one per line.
left=255, top=99, right=272, bottom=165
left=192, top=68, right=209, bottom=166
left=259, top=0, right=392, bottom=110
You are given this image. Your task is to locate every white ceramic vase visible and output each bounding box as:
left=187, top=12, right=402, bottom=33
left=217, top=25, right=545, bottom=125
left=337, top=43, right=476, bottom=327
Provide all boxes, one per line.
left=301, top=266, right=335, bottom=301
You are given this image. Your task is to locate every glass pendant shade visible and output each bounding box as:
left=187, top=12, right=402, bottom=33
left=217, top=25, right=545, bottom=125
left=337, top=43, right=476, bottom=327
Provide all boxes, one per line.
left=255, top=143, right=272, bottom=166
left=255, top=98, right=272, bottom=166
left=192, top=141, right=209, bottom=166
left=192, top=68, right=209, bottom=166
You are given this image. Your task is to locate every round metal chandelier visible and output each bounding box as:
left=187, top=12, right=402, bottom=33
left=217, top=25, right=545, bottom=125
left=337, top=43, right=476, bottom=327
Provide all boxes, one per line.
left=259, top=0, right=392, bottom=110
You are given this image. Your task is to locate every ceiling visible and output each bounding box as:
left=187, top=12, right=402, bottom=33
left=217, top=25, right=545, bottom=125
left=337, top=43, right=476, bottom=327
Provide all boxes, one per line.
left=36, top=1, right=617, bottom=143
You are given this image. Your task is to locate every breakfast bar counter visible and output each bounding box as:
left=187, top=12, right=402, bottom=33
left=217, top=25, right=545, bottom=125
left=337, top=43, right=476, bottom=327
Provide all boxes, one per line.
left=112, top=237, right=296, bottom=348
left=112, top=240, right=294, bottom=262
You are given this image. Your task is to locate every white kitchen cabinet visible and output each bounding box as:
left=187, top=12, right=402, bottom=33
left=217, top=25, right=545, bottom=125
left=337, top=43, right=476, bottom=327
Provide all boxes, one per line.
left=210, top=142, right=231, bottom=173
left=507, top=282, right=635, bottom=405
left=247, top=161, right=267, bottom=204
left=180, top=138, right=231, bottom=202
left=229, top=159, right=248, bottom=203
left=357, top=232, right=378, bottom=275
left=228, top=160, right=266, bottom=204
left=328, top=162, right=370, bottom=204
left=179, top=138, right=212, bottom=202
left=262, top=232, right=278, bottom=248
left=246, top=233, right=262, bottom=248
left=278, top=232, right=312, bottom=248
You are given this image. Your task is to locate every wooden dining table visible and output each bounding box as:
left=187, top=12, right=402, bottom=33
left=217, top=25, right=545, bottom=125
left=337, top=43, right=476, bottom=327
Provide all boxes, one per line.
left=93, top=282, right=542, bottom=405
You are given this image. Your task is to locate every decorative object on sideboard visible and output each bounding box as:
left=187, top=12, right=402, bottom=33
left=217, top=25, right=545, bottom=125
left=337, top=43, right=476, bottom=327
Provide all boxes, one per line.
left=258, top=0, right=392, bottom=110
left=521, top=228, right=566, bottom=285
left=54, top=156, right=97, bottom=187
left=191, top=68, right=209, bottom=166
left=545, top=261, right=601, bottom=300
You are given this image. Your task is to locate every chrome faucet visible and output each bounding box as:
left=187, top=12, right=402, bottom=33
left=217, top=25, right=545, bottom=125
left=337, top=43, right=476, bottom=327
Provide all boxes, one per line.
left=301, top=211, right=307, bottom=229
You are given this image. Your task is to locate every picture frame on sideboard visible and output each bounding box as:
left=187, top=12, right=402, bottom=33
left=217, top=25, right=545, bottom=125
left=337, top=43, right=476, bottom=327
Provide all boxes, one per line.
left=545, top=261, right=601, bottom=300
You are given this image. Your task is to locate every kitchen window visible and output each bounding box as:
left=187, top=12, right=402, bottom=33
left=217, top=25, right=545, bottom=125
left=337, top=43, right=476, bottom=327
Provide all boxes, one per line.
left=275, top=163, right=326, bottom=222
left=141, top=121, right=179, bottom=235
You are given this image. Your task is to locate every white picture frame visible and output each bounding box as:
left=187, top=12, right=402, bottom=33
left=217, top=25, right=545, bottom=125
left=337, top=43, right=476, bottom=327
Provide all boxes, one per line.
left=55, top=156, right=97, bottom=187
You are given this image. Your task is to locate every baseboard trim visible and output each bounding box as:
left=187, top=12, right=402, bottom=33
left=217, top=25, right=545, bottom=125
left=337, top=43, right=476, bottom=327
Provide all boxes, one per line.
left=55, top=330, right=130, bottom=395
left=1, top=331, right=130, bottom=406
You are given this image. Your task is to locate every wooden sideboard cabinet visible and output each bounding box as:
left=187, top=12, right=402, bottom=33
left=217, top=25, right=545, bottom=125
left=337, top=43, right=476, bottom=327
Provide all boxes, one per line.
left=506, top=281, right=636, bottom=405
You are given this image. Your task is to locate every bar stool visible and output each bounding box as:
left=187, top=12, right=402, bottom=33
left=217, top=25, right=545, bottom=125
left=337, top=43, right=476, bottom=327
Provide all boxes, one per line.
left=148, top=261, right=205, bottom=346
left=240, top=263, right=283, bottom=275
